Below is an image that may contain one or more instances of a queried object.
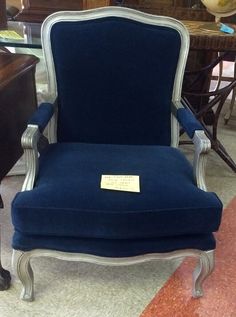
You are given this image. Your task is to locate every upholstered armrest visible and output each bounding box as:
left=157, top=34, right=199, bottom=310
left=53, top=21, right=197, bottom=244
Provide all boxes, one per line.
left=21, top=102, right=55, bottom=191
left=28, top=102, right=54, bottom=133
left=172, top=101, right=211, bottom=191
left=176, top=107, right=203, bottom=139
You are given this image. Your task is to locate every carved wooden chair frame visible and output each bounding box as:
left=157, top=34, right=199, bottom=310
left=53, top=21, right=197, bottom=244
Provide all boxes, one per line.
left=13, top=7, right=215, bottom=301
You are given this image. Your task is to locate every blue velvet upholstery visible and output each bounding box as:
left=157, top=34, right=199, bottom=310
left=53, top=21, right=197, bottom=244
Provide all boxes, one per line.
left=50, top=18, right=181, bottom=145
left=12, top=232, right=216, bottom=257
left=28, top=103, right=54, bottom=133
left=12, top=143, right=222, bottom=252
left=177, top=108, right=203, bottom=138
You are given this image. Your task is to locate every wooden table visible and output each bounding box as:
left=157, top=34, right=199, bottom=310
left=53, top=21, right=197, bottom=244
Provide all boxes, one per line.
left=0, top=52, right=39, bottom=290
left=183, top=20, right=236, bottom=52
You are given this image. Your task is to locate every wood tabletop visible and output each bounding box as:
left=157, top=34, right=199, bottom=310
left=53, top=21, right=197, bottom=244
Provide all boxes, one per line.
left=183, top=20, right=236, bottom=52
left=0, top=53, right=39, bottom=90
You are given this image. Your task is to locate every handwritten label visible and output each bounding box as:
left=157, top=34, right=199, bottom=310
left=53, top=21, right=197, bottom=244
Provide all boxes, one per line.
left=0, top=30, right=23, bottom=40
left=101, top=175, right=140, bottom=193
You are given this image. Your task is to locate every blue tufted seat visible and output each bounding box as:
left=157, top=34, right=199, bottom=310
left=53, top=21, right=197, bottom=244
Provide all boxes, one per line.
left=11, top=7, right=222, bottom=301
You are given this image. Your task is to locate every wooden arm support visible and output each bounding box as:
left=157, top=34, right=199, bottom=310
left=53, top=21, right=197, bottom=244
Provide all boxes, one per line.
left=192, top=130, right=211, bottom=191
left=21, top=125, right=41, bottom=191
left=172, top=101, right=211, bottom=191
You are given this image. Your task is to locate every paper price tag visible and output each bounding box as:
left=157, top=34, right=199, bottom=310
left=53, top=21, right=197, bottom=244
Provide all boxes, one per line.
left=101, top=175, right=140, bottom=193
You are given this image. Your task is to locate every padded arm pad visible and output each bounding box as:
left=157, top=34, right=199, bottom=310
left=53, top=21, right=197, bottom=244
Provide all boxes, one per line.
left=28, top=103, right=54, bottom=133
left=177, top=108, right=203, bottom=139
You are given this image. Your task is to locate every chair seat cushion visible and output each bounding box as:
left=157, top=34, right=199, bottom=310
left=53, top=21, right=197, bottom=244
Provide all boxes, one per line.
left=12, top=232, right=216, bottom=256
left=12, top=143, right=222, bottom=240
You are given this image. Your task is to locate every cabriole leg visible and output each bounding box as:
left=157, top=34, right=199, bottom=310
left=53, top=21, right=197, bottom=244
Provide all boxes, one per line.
left=13, top=250, right=34, bottom=301
left=192, top=250, right=214, bottom=298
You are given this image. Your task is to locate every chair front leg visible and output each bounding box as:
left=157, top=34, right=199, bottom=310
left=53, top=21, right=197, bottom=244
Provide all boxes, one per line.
left=12, top=250, right=34, bottom=301
left=192, top=250, right=215, bottom=298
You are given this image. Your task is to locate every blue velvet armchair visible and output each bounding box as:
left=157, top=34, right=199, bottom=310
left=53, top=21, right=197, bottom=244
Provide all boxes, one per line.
left=11, top=7, right=222, bottom=301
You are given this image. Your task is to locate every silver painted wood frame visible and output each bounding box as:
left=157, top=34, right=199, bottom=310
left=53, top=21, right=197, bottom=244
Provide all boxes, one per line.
left=13, top=248, right=214, bottom=301
left=14, top=7, right=214, bottom=301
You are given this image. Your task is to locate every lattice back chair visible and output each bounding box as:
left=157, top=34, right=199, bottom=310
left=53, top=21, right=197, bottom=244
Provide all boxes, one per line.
left=11, top=7, right=222, bottom=301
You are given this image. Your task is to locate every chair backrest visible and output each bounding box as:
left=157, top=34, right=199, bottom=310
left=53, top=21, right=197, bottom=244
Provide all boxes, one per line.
left=42, top=7, right=189, bottom=145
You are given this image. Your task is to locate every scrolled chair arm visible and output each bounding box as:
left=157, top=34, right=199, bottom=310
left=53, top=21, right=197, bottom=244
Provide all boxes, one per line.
left=21, top=102, right=55, bottom=192
left=192, top=130, right=211, bottom=191
left=172, top=101, right=211, bottom=191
